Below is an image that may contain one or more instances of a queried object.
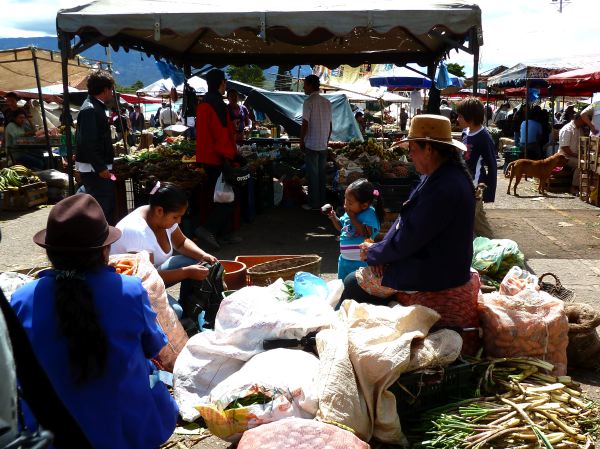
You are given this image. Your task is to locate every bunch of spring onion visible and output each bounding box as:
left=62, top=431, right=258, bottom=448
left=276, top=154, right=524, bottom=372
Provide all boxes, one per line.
left=418, top=358, right=599, bottom=449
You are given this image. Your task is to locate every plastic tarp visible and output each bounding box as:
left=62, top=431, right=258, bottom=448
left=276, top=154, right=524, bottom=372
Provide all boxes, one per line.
left=56, top=0, right=482, bottom=68
left=244, top=90, right=363, bottom=142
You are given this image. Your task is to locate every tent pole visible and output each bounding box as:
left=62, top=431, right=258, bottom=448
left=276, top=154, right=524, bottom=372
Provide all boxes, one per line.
left=59, top=33, right=75, bottom=195
left=426, top=63, right=440, bottom=114
left=472, top=37, right=479, bottom=96
left=31, top=46, right=53, bottom=168
left=524, top=79, right=530, bottom=159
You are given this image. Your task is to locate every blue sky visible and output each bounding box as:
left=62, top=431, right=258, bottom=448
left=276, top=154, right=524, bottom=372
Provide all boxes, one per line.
left=3, top=0, right=600, bottom=74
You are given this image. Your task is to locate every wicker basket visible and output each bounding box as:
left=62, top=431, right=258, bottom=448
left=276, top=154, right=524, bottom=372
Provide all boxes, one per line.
left=538, top=272, right=575, bottom=302
left=246, top=255, right=322, bottom=286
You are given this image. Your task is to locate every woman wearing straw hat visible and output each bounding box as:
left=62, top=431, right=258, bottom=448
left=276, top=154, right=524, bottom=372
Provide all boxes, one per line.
left=10, top=194, right=178, bottom=449
left=341, top=115, right=481, bottom=353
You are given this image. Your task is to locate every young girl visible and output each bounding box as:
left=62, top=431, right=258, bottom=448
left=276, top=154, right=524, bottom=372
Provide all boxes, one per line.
left=326, top=178, right=382, bottom=280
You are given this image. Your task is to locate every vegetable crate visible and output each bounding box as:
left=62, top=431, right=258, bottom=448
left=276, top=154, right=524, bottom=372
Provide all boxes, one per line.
left=1, top=182, right=48, bottom=211
left=390, top=361, right=480, bottom=418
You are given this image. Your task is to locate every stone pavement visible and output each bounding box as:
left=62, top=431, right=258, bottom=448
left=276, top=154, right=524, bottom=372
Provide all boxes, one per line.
left=488, top=174, right=600, bottom=309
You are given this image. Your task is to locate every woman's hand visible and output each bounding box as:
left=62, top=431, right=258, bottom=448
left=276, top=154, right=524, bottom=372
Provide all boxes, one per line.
left=202, top=253, right=218, bottom=265
left=183, top=264, right=210, bottom=281
left=371, top=264, right=385, bottom=278
left=359, top=241, right=374, bottom=261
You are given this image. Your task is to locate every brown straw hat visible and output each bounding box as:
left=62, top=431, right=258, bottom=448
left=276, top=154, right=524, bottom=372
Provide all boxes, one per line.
left=402, top=114, right=467, bottom=152
left=33, top=194, right=121, bottom=251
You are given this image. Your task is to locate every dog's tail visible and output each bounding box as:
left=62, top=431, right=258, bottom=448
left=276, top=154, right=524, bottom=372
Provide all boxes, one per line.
left=505, top=161, right=516, bottom=178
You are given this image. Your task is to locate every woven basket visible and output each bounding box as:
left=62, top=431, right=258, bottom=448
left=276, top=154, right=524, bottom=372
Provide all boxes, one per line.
left=247, top=255, right=322, bottom=286
left=538, top=272, right=575, bottom=302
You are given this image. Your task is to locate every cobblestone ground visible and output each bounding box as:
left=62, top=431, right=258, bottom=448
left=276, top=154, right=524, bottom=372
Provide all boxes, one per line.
left=1, top=167, right=599, bottom=448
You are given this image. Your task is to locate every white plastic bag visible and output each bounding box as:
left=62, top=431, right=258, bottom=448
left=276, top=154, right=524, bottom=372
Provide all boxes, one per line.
left=196, top=349, right=319, bottom=442
left=173, top=279, right=338, bottom=421
left=499, top=266, right=539, bottom=296
left=214, top=173, right=234, bottom=203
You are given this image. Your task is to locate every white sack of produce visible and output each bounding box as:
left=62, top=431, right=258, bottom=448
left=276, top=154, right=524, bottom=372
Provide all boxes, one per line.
left=196, top=349, right=319, bottom=442
left=109, top=251, right=188, bottom=372
left=237, top=417, right=371, bottom=449
left=478, top=290, right=569, bottom=375
left=406, top=329, right=462, bottom=372
left=316, top=300, right=441, bottom=445
left=174, top=279, right=338, bottom=422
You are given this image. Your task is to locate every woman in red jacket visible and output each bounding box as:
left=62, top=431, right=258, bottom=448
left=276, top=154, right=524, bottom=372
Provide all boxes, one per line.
left=195, top=69, right=239, bottom=249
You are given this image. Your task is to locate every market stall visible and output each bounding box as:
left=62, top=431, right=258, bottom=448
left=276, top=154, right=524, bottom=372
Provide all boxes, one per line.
left=58, top=3, right=600, bottom=448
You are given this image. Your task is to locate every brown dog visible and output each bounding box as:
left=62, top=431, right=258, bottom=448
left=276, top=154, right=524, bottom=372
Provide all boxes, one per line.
left=506, top=152, right=569, bottom=196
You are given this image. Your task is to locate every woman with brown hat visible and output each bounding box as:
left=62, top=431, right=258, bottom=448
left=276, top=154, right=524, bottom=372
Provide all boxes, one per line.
left=10, top=194, right=178, bottom=449
left=341, top=114, right=481, bottom=354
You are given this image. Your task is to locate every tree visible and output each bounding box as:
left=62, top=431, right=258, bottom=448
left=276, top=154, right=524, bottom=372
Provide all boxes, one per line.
left=131, top=80, right=145, bottom=91
left=226, top=65, right=265, bottom=85
left=446, top=63, right=466, bottom=78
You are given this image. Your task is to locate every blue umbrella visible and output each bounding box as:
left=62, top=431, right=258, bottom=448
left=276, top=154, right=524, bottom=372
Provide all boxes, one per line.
left=369, top=65, right=463, bottom=90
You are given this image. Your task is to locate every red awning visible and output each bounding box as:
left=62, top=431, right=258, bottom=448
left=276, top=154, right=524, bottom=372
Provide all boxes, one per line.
left=118, top=93, right=164, bottom=104
left=546, top=64, right=600, bottom=97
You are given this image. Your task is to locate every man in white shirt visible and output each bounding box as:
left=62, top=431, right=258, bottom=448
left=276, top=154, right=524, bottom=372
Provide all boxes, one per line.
left=159, top=104, right=178, bottom=128
left=558, top=113, right=584, bottom=192
left=300, top=74, right=332, bottom=210
left=581, top=101, right=600, bottom=136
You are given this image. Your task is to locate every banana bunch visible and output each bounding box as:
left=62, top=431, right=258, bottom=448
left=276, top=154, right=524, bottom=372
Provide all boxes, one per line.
left=0, top=166, right=41, bottom=191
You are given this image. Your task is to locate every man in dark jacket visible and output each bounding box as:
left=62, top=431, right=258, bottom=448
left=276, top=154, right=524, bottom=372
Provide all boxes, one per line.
left=75, top=70, right=116, bottom=224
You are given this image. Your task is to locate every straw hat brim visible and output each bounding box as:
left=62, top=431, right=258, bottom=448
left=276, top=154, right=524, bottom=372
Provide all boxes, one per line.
left=401, top=136, right=467, bottom=153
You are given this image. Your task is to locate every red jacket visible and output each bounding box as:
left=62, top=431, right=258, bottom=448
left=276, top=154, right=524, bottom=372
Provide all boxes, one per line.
left=195, top=103, right=237, bottom=165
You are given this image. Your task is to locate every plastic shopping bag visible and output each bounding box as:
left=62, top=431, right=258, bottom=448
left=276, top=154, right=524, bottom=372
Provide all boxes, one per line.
left=499, top=266, right=539, bottom=296
left=472, top=237, right=524, bottom=281
left=214, top=173, right=235, bottom=203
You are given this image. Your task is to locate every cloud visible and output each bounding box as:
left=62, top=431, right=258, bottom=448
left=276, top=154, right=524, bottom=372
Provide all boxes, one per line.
left=1, top=0, right=85, bottom=37
left=449, top=0, right=600, bottom=73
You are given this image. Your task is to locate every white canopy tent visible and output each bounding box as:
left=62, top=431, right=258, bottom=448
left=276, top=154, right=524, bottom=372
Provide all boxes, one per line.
left=136, top=76, right=208, bottom=97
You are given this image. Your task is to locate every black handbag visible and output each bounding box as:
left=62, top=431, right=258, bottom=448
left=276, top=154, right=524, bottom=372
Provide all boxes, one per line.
left=180, top=262, right=226, bottom=330
left=222, top=157, right=251, bottom=187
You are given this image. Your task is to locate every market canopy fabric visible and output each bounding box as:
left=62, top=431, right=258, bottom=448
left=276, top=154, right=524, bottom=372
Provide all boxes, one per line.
left=546, top=64, right=600, bottom=97
left=0, top=47, right=92, bottom=91
left=244, top=90, right=363, bottom=142
left=56, top=0, right=483, bottom=68
left=137, top=76, right=208, bottom=97
left=486, top=63, right=574, bottom=89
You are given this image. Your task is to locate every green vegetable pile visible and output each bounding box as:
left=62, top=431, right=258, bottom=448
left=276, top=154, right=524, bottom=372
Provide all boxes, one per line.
left=0, top=166, right=41, bottom=191
left=417, top=358, right=600, bottom=449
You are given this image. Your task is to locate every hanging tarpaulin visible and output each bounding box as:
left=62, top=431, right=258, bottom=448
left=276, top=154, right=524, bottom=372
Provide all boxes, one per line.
left=155, top=60, right=185, bottom=87
left=435, top=61, right=451, bottom=89
left=527, top=88, right=540, bottom=103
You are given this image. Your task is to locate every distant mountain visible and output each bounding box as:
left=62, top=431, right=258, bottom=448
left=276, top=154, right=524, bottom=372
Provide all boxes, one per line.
left=0, top=37, right=314, bottom=89
left=0, top=37, right=162, bottom=87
